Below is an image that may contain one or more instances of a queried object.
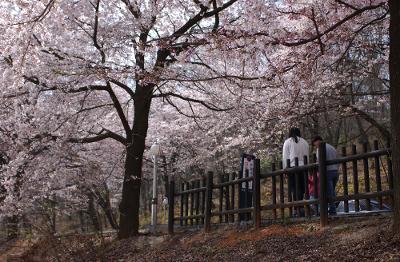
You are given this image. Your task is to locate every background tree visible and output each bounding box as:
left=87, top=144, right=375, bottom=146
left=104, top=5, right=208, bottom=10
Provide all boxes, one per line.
left=0, top=0, right=254, bottom=238
left=389, top=0, right=400, bottom=232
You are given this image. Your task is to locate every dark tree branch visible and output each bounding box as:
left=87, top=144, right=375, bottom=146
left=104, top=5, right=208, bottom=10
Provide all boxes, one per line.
left=264, top=3, right=387, bottom=47
left=349, top=105, right=391, bottom=140
left=155, top=0, right=238, bottom=68
left=76, top=103, right=114, bottom=113
left=172, top=0, right=237, bottom=39
left=23, top=75, right=109, bottom=93
left=23, top=76, right=131, bottom=139
left=12, top=0, right=56, bottom=25
left=69, top=130, right=127, bottom=145
left=70, top=85, right=109, bottom=93
left=159, top=74, right=263, bottom=82
left=333, top=10, right=389, bottom=67
left=212, top=0, right=220, bottom=32
left=121, top=0, right=141, bottom=19
left=105, top=82, right=132, bottom=140
left=163, top=97, right=208, bottom=132
left=203, top=0, right=238, bottom=19
left=311, top=8, right=324, bottom=54
left=335, top=0, right=358, bottom=10
left=165, top=96, right=199, bottom=119
left=120, top=0, right=156, bottom=73
left=92, top=0, right=106, bottom=63
left=109, top=78, right=136, bottom=99
left=153, top=91, right=232, bottom=111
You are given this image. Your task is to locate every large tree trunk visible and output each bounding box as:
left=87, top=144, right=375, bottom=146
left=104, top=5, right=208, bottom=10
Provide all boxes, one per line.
left=118, top=84, right=153, bottom=239
left=389, top=0, right=400, bottom=233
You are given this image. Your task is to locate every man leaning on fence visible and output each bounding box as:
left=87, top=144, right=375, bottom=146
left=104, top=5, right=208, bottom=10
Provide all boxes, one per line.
left=312, top=136, right=339, bottom=215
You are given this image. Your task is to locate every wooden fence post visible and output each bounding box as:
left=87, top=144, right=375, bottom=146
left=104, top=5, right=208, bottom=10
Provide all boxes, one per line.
left=294, top=157, right=300, bottom=216
left=237, top=172, right=241, bottom=224
left=204, top=171, right=213, bottom=233
left=271, top=162, right=277, bottom=220
left=201, top=177, right=206, bottom=225
left=180, top=183, right=184, bottom=226
left=318, top=142, right=328, bottom=227
left=168, top=178, right=175, bottom=235
left=230, top=173, right=236, bottom=223
left=190, top=181, right=195, bottom=225
left=312, top=154, right=319, bottom=214
left=224, top=174, right=230, bottom=223
left=286, top=159, right=293, bottom=217
left=363, top=143, right=371, bottom=211
left=218, top=174, right=223, bottom=223
left=253, top=159, right=261, bottom=229
left=374, top=140, right=383, bottom=209
left=304, top=156, right=310, bottom=218
left=279, top=161, right=285, bottom=219
left=341, top=147, right=349, bottom=213
left=352, top=145, right=360, bottom=212
left=195, top=180, right=200, bottom=225
left=185, top=182, right=189, bottom=225
left=386, top=140, right=394, bottom=207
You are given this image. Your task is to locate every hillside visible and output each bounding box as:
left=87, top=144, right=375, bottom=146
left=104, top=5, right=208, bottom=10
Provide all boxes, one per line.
left=16, top=215, right=400, bottom=261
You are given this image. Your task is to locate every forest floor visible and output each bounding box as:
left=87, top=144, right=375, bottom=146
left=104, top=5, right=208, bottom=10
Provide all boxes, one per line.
left=4, top=214, right=400, bottom=261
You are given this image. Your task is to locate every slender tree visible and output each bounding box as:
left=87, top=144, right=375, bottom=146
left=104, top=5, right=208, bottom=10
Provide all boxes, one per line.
left=389, top=0, right=400, bottom=232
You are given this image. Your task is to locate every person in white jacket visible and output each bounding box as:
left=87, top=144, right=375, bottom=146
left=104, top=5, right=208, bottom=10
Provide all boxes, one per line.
left=282, top=127, right=309, bottom=216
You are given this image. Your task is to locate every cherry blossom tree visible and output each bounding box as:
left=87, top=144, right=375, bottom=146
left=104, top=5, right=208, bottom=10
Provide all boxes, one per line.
left=0, top=0, right=252, bottom=238
left=149, top=0, right=400, bottom=232
left=283, top=0, right=400, bottom=233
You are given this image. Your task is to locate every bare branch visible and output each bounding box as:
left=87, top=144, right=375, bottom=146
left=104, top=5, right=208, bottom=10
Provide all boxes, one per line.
left=261, top=3, right=387, bottom=47
left=109, top=78, right=135, bottom=99
left=22, top=76, right=132, bottom=139
left=93, top=0, right=106, bottom=63
left=105, top=82, right=132, bottom=140
left=153, top=91, right=232, bottom=111
left=212, top=0, right=220, bottom=32
left=11, top=0, right=56, bottom=25
left=76, top=103, right=114, bottom=113
left=335, top=0, right=358, bottom=10
left=155, top=0, right=238, bottom=68
left=120, top=0, right=141, bottom=19
left=311, top=8, right=324, bottom=54
left=23, top=75, right=109, bottom=93
left=348, top=105, right=391, bottom=140
left=69, top=130, right=127, bottom=145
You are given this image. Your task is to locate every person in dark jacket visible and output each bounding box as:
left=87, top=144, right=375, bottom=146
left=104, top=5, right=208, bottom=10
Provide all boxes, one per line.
left=312, top=136, right=339, bottom=215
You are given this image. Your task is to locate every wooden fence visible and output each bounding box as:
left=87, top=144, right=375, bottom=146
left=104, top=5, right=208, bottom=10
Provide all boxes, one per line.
left=167, top=141, right=393, bottom=234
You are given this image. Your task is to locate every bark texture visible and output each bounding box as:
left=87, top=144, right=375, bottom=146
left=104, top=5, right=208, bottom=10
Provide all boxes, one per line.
left=389, top=0, right=400, bottom=233
left=118, top=84, right=153, bottom=238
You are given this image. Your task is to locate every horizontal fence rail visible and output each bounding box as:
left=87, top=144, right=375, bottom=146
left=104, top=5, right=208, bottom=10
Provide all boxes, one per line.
left=168, top=140, right=394, bottom=234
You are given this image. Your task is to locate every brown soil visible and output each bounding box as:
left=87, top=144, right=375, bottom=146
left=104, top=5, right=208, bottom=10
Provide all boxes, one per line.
left=12, top=215, right=400, bottom=261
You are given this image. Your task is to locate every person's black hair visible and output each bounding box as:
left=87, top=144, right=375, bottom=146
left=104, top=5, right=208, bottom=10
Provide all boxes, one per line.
left=288, top=127, right=301, bottom=143
left=294, top=127, right=301, bottom=137
left=312, top=135, right=323, bottom=144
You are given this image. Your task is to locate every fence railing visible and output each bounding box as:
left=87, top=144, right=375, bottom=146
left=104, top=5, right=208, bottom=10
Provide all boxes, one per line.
left=167, top=141, right=393, bottom=234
